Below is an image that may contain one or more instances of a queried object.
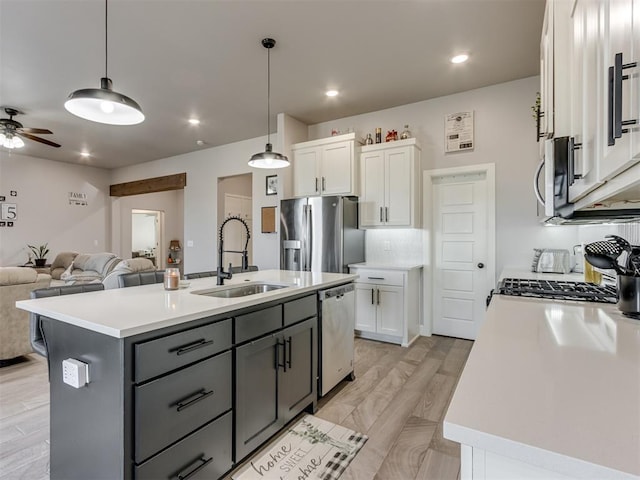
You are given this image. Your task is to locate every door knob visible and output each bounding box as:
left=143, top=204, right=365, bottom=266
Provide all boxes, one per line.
left=477, top=263, right=485, bottom=269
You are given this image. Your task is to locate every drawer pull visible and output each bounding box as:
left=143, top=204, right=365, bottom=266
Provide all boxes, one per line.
left=171, top=339, right=214, bottom=356
left=367, top=276, right=385, bottom=280
left=286, top=336, right=292, bottom=369
left=175, top=389, right=214, bottom=412
left=176, top=455, right=213, bottom=480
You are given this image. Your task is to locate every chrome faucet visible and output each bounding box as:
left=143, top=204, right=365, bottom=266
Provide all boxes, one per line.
left=217, top=215, right=251, bottom=285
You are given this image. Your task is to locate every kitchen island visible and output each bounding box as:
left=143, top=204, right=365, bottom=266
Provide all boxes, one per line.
left=17, top=270, right=357, bottom=480
left=444, top=293, right=640, bottom=479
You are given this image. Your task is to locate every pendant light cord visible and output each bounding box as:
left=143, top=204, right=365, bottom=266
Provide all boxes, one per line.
left=267, top=45, right=271, bottom=144
left=104, top=0, right=108, bottom=78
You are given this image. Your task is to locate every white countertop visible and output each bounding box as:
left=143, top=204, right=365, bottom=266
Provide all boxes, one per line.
left=444, top=294, right=640, bottom=479
left=348, top=262, right=423, bottom=271
left=16, top=270, right=356, bottom=338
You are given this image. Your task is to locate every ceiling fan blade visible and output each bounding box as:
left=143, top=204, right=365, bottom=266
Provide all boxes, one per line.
left=18, top=132, right=61, bottom=148
left=17, top=127, right=52, bottom=134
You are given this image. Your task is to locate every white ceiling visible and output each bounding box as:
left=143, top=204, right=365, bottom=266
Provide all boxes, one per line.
left=0, top=0, right=545, bottom=169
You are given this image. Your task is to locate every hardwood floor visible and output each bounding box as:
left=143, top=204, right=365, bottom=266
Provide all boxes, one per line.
left=0, top=335, right=473, bottom=480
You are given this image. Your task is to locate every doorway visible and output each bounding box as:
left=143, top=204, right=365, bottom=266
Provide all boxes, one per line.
left=423, top=164, right=496, bottom=340
left=132, top=209, right=164, bottom=269
left=217, top=174, right=253, bottom=269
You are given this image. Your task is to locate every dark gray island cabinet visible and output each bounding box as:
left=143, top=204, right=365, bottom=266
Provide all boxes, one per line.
left=40, top=292, right=318, bottom=480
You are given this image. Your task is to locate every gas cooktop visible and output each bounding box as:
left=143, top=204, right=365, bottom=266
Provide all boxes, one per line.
left=497, top=278, right=618, bottom=304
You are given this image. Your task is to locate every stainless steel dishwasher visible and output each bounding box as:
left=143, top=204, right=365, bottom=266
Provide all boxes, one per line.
left=318, top=283, right=355, bottom=396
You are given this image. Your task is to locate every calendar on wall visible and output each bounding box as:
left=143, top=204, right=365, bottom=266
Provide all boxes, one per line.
left=445, top=111, right=474, bottom=152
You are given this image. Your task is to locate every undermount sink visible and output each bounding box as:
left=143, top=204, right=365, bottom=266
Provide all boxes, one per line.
left=191, top=282, right=289, bottom=299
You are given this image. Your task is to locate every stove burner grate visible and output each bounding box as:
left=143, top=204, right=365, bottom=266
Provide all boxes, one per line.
left=497, top=278, right=618, bottom=304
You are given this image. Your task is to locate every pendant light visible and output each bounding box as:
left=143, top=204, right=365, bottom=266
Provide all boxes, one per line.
left=249, top=38, right=289, bottom=169
left=64, top=0, right=144, bottom=125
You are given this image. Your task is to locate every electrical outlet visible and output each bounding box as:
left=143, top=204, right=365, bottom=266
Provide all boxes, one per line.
left=62, top=358, right=89, bottom=388
left=187, top=240, right=194, bottom=247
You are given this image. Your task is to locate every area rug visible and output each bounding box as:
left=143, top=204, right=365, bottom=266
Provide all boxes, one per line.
left=233, top=414, right=368, bottom=480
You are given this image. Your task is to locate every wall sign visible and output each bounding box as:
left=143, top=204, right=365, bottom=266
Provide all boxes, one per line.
left=69, top=191, right=88, bottom=206
left=445, top=111, right=474, bottom=152
left=1, top=203, right=17, bottom=221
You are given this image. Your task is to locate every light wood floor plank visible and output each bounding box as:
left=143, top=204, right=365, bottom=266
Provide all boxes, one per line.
left=0, top=336, right=473, bottom=480
left=374, top=415, right=438, bottom=480
left=415, top=449, right=461, bottom=480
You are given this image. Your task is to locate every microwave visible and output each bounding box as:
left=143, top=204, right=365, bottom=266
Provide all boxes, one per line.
left=534, top=137, right=640, bottom=225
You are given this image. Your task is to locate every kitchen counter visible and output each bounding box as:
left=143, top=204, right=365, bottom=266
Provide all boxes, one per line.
left=16, top=269, right=356, bottom=338
left=444, top=294, right=640, bottom=479
left=348, top=261, right=424, bottom=271
left=499, top=267, right=585, bottom=282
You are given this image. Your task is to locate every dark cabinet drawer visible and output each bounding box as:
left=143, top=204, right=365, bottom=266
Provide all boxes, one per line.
left=283, top=294, right=317, bottom=326
left=134, top=318, right=231, bottom=382
left=235, top=305, right=282, bottom=344
left=135, top=411, right=232, bottom=480
left=135, top=351, right=232, bottom=463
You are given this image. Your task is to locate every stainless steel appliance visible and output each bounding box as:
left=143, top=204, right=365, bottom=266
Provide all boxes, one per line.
left=497, top=278, right=617, bottom=303
left=534, top=137, right=640, bottom=224
left=531, top=248, right=571, bottom=274
left=318, top=283, right=355, bottom=396
left=280, top=196, right=364, bottom=273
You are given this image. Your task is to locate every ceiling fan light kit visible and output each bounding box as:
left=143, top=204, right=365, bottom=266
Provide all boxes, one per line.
left=248, top=37, right=289, bottom=169
left=0, top=107, right=61, bottom=149
left=65, top=0, right=144, bottom=126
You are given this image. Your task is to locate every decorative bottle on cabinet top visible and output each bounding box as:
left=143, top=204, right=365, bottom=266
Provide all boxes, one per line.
left=400, top=124, right=411, bottom=140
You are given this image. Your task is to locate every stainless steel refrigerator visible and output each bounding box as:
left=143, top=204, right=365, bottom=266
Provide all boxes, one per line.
left=280, top=196, right=364, bottom=273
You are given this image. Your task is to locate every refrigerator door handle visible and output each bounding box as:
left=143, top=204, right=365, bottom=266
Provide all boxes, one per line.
left=306, top=205, right=313, bottom=271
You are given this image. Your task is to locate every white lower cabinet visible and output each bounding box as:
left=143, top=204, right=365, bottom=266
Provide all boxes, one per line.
left=350, top=264, right=422, bottom=346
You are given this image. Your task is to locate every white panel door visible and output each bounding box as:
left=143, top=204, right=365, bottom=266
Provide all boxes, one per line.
left=321, top=140, right=352, bottom=195
left=354, top=283, right=376, bottom=332
left=293, top=147, right=320, bottom=197
left=376, top=286, right=404, bottom=337
left=433, top=174, right=488, bottom=340
left=359, top=151, right=385, bottom=227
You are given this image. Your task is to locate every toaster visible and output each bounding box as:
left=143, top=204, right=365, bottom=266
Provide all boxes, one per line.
left=531, top=248, right=571, bottom=274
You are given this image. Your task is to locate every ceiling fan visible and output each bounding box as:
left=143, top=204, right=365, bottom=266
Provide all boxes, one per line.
left=0, top=107, right=61, bottom=149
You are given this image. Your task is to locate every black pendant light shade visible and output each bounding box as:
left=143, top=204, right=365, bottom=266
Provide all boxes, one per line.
left=64, top=0, right=144, bottom=125
left=248, top=38, right=289, bottom=169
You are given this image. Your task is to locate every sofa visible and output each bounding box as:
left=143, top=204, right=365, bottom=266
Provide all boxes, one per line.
left=58, top=252, right=121, bottom=285
left=50, top=251, right=79, bottom=280
left=102, top=258, right=157, bottom=289
left=0, top=267, right=51, bottom=363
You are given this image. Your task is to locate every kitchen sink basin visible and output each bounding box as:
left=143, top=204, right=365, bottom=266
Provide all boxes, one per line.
left=191, top=282, right=289, bottom=298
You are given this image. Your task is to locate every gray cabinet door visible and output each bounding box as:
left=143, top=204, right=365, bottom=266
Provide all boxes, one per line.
left=279, top=317, right=317, bottom=424
left=235, top=334, right=280, bottom=462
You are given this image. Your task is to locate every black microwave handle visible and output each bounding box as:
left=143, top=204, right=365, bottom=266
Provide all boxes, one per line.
left=568, top=137, right=582, bottom=187
left=534, top=158, right=545, bottom=207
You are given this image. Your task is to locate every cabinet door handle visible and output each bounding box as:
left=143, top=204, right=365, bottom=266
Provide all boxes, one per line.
left=568, top=137, right=583, bottom=186
left=371, top=288, right=375, bottom=305
left=608, top=65, right=615, bottom=146
left=610, top=52, right=638, bottom=145
left=368, top=276, right=385, bottom=280
left=380, top=207, right=384, bottom=222
left=322, top=177, right=326, bottom=191
left=385, top=207, right=389, bottom=222
left=286, top=336, right=292, bottom=369
left=377, top=288, right=381, bottom=305
left=535, top=105, right=545, bottom=142
left=315, top=177, right=319, bottom=193
left=172, top=338, right=214, bottom=356
left=176, top=456, right=213, bottom=480
left=275, top=340, right=287, bottom=372
left=175, top=389, right=214, bottom=412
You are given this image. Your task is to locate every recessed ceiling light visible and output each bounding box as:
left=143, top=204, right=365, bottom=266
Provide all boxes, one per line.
left=80, top=150, right=91, bottom=157
left=188, top=118, right=200, bottom=125
left=326, top=90, right=339, bottom=97
left=196, top=140, right=205, bottom=146
left=451, top=54, right=469, bottom=64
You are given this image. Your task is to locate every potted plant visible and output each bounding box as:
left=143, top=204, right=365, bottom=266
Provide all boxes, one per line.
left=28, top=243, right=50, bottom=267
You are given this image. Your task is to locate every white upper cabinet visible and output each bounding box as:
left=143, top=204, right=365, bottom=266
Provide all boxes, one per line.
left=359, top=138, right=421, bottom=228
left=568, top=0, right=605, bottom=201
left=539, top=0, right=572, bottom=149
left=545, top=0, right=640, bottom=208
left=598, top=0, right=639, bottom=180
left=292, top=133, right=358, bottom=197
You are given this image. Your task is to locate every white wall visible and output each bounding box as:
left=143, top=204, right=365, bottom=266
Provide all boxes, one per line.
left=0, top=152, right=111, bottom=266
left=110, top=134, right=287, bottom=275
left=309, top=76, right=581, bottom=274
left=131, top=213, right=156, bottom=252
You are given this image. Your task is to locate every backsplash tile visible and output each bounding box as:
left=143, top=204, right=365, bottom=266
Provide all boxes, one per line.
left=365, top=229, right=424, bottom=264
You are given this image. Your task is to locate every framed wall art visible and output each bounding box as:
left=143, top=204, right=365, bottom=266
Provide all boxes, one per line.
left=266, top=175, right=278, bottom=196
